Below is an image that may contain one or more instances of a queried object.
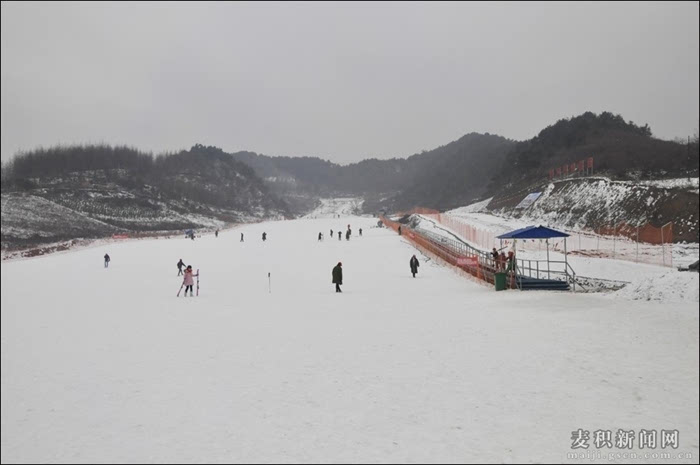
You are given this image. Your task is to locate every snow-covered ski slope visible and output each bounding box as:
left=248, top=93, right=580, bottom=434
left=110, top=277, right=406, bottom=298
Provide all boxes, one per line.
left=2, top=215, right=698, bottom=463
left=302, top=197, right=364, bottom=218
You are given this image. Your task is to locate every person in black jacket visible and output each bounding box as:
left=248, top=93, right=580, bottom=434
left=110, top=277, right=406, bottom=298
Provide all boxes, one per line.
left=177, top=258, right=185, bottom=276
left=104, top=253, right=111, bottom=268
left=410, top=255, right=419, bottom=277
left=332, top=262, right=343, bottom=293
left=262, top=232, right=267, bottom=242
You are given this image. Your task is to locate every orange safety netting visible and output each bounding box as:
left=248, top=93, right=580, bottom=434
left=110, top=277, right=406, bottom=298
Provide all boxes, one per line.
left=380, top=215, right=516, bottom=289
left=594, top=222, right=673, bottom=245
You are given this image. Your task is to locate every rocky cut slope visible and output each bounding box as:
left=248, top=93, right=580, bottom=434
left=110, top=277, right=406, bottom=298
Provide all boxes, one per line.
left=486, top=176, right=699, bottom=243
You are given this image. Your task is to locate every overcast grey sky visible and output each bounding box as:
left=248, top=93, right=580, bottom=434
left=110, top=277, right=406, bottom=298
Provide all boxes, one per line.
left=1, top=1, right=698, bottom=164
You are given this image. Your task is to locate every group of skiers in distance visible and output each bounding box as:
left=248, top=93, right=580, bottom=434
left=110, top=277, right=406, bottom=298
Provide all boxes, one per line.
left=321, top=226, right=362, bottom=242
left=105, top=223, right=422, bottom=296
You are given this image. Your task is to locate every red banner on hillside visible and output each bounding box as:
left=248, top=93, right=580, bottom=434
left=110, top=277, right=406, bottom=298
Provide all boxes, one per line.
left=548, top=157, right=594, bottom=180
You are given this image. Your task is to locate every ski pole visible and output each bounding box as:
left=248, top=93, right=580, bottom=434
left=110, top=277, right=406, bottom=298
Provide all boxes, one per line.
left=177, top=281, right=184, bottom=297
left=268, top=272, right=271, bottom=293
left=196, top=269, right=200, bottom=296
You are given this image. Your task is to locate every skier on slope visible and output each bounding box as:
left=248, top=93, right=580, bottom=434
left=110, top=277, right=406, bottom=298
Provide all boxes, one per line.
left=318, top=232, right=323, bottom=241
left=215, top=229, right=219, bottom=238
left=330, top=229, right=333, bottom=238
left=332, top=262, right=343, bottom=293
left=359, top=228, right=363, bottom=237
left=410, top=255, right=420, bottom=278
left=241, top=233, right=244, bottom=242
left=262, top=232, right=267, bottom=242
left=177, top=258, right=185, bottom=276
left=182, top=265, right=199, bottom=297
left=104, top=253, right=111, bottom=268
left=346, top=226, right=351, bottom=241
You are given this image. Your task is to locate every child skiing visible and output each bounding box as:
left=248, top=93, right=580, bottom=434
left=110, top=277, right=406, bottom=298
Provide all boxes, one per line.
left=181, top=265, right=199, bottom=297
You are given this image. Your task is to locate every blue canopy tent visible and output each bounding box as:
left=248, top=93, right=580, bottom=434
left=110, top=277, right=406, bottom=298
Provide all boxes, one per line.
left=497, top=225, right=570, bottom=240
left=497, top=225, right=571, bottom=282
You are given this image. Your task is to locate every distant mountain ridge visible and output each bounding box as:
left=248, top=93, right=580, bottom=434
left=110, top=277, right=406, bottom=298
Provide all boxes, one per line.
left=2, top=111, right=698, bottom=250
left=230, top=112, right=698, bottom=215
left=229, top=132, right=515, bottom=213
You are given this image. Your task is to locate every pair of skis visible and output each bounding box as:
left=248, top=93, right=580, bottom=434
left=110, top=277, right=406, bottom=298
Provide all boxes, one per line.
left=177, top=269, right=199, bottom=297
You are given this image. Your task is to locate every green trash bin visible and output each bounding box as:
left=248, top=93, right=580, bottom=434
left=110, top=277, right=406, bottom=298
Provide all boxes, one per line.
left=494, top=272, right=507, bottom=291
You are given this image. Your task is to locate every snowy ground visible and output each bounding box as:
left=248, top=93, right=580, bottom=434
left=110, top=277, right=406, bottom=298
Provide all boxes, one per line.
left=302, top=198, right=364, bottom=219
left=1, top=215, right=698, bottom=463
left=636, top=177, right=699, bottom=193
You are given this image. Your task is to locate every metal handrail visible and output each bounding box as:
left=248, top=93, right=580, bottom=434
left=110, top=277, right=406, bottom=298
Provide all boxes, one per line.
left=392, top=219, right=579, bottom=291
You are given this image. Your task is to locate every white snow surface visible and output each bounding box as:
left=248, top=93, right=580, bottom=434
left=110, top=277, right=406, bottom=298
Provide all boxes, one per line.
left=449, top=197, right=492, bottom=214
left=614, top=270, right=700, bottom=303
left=303, top=198, right=364, bottom=219
left=636, top=177, right=700, bottom=192
left=1, top=215, right=698, bottom=463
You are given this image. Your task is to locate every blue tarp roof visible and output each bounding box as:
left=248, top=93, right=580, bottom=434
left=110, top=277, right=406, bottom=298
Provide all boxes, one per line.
left=497, top=225, right=570, bottom=239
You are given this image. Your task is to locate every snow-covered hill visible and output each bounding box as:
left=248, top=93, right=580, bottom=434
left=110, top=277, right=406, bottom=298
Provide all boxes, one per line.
left=486, top=176, right=699, bottom=242
left=2, top=215, right=697, bottom=463
left=1, top=171, right=286, bottom=250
